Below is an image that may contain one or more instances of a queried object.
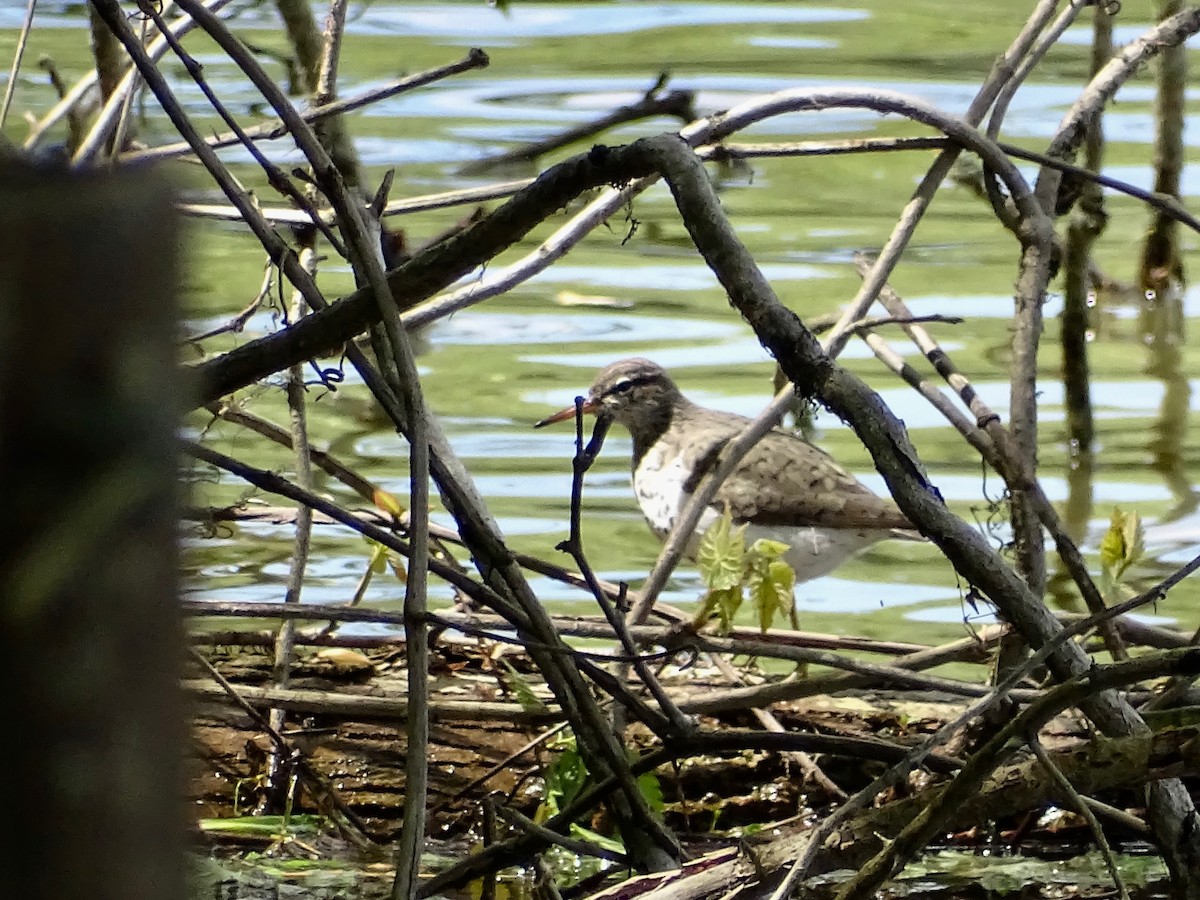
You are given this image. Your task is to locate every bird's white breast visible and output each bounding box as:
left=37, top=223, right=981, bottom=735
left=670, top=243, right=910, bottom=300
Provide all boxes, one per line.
left=632, top=442, right=711, bottom=539
left=633, top=442, right=897, bottom=582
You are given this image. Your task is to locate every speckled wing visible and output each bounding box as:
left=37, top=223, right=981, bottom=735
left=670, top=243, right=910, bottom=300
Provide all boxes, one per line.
left=683, top=427, right=915, bottom=530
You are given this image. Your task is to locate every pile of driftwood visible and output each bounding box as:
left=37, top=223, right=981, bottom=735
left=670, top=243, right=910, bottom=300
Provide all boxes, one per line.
left=5, top=0, right=1200, bottom=898
left=185, top=585, right=1199, bottom=900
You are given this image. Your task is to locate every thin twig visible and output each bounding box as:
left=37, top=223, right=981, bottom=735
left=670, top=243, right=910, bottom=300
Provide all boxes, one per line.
left=87, top=0, right=332, bottom=330
left=70, top=0, right=236, bottom=161
left=1060, top=1, right=1114, bottom=460
left=125, top=3, right=346, bottom=254
left=771, top=552, right=1200, bottom=898
left=184, top=439, right=525, bottom=624
left=851, top=254, right=1128, bottom=662
left=188, top=261, right=275, bottom=342
left=631, top=129, right=1200, bottom=886
left=186, top=676, right=557, bottom=723
left=184, top=599, right=967, bottom=665
left=188, top=648, right=374, bottom=849
left=1027, top=734, right=1131, bottom=900
left=106, top=11, right=146, bottom=159
left=711, top=653, right=848, bottom=800
left=987, top=0, right=1088, bottom=142
left=460, top=76, right=695, bottom=175
left=428, top=723, right=569, bottom=817
left=557, top=404, right=692, bottom=736
left=836, top=650, right=1200, bottom=899
left=35, top=56, right=86, bottom=152
left=1034, top=7, right=1200, bottom=212
left=266, top=243, right=317, bottom=802
left=123, top=49, right=489, bottom=163
left=173, top=0, right=435, bottom=885
left=0, top=0, right=38, bottom=133
left=715, top=136, right=1200, bottom=237
left=495, top=806, right=630, bottom=866
left=813, top=0, right=1062, bottom=593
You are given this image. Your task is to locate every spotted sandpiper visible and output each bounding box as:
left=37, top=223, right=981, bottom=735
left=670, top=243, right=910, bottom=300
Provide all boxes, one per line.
left=535, top=358, right=918, bottom=583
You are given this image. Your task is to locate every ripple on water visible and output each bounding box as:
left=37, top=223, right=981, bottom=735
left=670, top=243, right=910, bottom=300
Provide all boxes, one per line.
left=872, top=377, right=1200, bottom=434
left=794, top=577, right=959, bottom=612
left=1146, top=515, right=1200, bottom=550
left=907, top=604, right=1178, bottom=628
left=1010, top=112, right=1200, bottom=147
left=1098, top=163, right=1200, bottom=197
left=747, top=36, right=838, bottom=50
left=386, top=74, right=1091, bottom=147
left=1060, top=23, right=1200, bottom=48
left=525, top=261, right=832, bottom=290
left=525, top=338, right=774, bottom=374
left=215, top=135, right=482, bottom=168
left=186, top=308, right=736, bottom=348
left=854, top=471, right=1179, bottom=507
left=373, top=469, right=631, bottom=500
left=0, top=3, right=869, bottom=41
left=356, top=428, right=630, bottom=460
left=336, top=4, right=868, bottom=41
left=897, top=293, right=1050, bottom=319
left=433, top=311, right=740, bottom=345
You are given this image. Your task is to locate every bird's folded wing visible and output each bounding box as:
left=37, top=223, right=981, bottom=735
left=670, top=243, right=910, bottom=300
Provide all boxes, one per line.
left=686, top=431, right=915, bottom=531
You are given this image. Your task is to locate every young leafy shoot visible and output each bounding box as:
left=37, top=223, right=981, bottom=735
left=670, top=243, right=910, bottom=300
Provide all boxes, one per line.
left=363, top=488, right=408, bottom=585
left=696, top=506, right=748, bottom=632
left=499, top=659, right=550, bottom=714
left=538, top=733, right=587, bottom=821
left=697, top=506, right=747, bottom=591
left=537, top=733, right=663, bottom=851
left=1098, top=507, right=1145, bottom=600
left=746, top=539, right=796, bottom=632
left=696, top=507, right=797, bottom=633
left=372, top=487, right=406, bottom=519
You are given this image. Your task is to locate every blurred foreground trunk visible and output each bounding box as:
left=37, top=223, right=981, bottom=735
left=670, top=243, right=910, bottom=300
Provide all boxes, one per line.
left=0, top=163, right=183, bottom=900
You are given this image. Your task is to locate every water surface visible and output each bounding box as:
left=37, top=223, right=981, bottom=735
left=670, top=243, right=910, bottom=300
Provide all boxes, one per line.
left=5, top=0, right=1198, bottom=647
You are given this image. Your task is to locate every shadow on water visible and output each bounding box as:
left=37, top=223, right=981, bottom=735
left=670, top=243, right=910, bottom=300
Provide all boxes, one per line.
left=1143, top=279, right=1196, bottom=524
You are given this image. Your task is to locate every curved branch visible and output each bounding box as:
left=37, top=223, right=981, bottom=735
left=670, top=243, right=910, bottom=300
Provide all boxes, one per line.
left=1034, top=7, right=1200, bottom=211
left=633, top=131, right=1200, bottom=887
left=193, top=86, right=1051, bottom=402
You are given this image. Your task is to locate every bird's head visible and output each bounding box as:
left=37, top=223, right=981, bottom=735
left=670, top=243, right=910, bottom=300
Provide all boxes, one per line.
left=534, top=358, right=682, bottom=430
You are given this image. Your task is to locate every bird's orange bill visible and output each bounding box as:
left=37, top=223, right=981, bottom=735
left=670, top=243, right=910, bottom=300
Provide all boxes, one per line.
left=534, top=397, right=596, bottom=428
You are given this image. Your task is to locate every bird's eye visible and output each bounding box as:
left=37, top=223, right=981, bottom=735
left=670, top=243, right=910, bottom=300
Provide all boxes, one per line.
left=609, top=378, right=634, bottom=394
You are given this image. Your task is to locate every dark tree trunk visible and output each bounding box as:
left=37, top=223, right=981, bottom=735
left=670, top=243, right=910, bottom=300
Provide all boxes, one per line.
left=0, top=163, right=184, bottom=900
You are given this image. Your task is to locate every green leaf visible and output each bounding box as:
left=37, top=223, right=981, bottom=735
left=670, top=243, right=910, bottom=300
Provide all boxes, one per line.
left=499, top=659, right=549, bottom=714
left=570, top=823, right=626, bottom=854
left=706, top=586, right=742, bottom=634
left=1099, top=507, right=1144, bottom=585
left=748, top=558, right=796, bottom=632
left=198, top=815, right=323, bottom=836
left=540, top=736, right=586, bottom=821
left=697, top=507, right=746, bottom=591
left=363, top=538, right=406, bottom=582
left=372, top=488, right=405, bottom=518
left=367, top=540, right=389, bottom=574
left=747, top=538, right=790, bottom=562
left=636, top=769, right=664, bottom=814
left=1121, top=510, right=1145, bottom=572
